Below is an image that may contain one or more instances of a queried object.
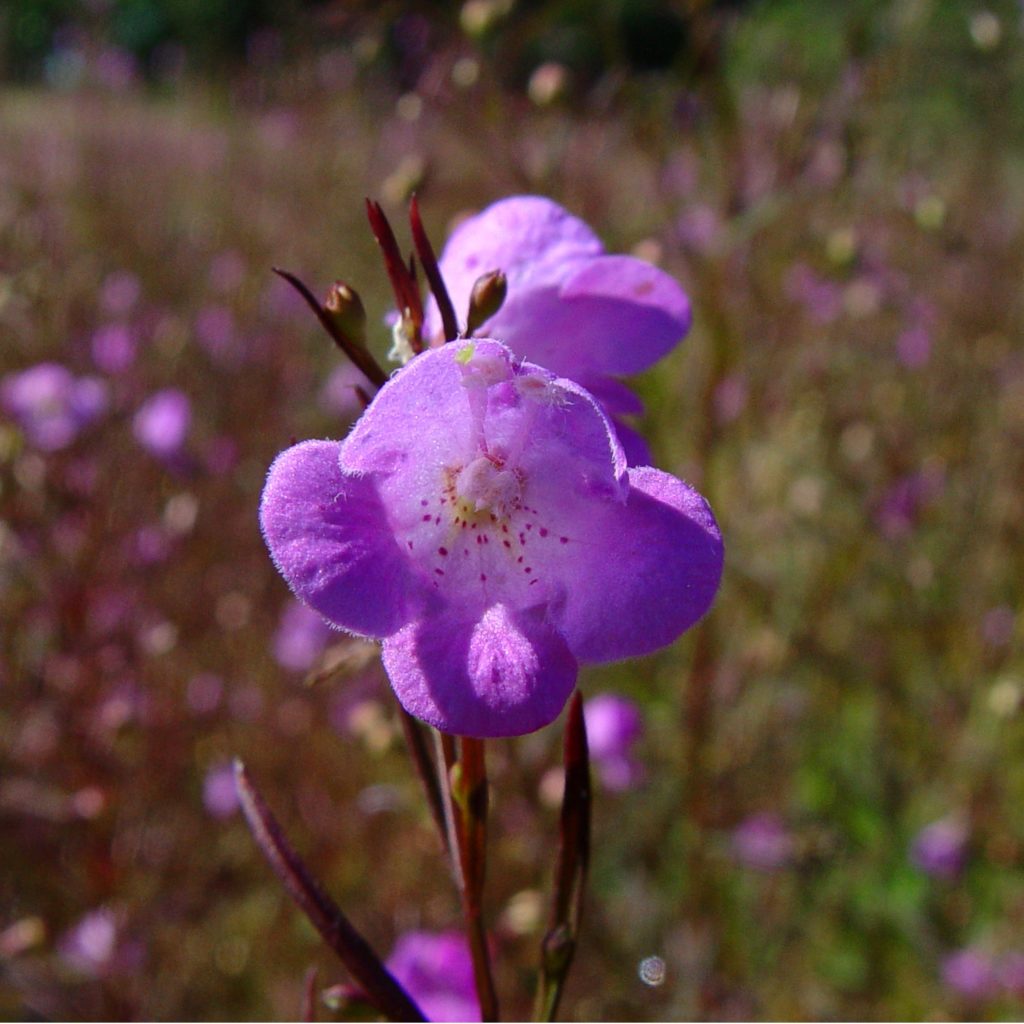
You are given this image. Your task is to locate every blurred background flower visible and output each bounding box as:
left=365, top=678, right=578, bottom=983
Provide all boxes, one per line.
left=583, top=693, right=645, bottom=791
left=910, top=816, right=968, bottom=881
left=132, top=388, right=191, bottom=460
left=386, top=930, right=480, bottom=1023
left=730, top=813, right=793, bottom=873
left=4, top=0, right=1024, bottom=1018
left=2, top=363, right=108, bottom=451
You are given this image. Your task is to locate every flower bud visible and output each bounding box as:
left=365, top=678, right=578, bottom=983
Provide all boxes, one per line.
left=323, top=282, right=367, bottom=348
left=465, top=269, right=507, bottom=336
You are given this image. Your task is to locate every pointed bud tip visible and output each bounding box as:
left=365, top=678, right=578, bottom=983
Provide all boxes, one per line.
left=324, top=281, right=368, bottom=347
left=466, top=269, right=508, bottom=336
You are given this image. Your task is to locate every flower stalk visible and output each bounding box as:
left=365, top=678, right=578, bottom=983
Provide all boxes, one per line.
left=534, top=693, right=591, bottom=1022
left=440, top=733, right=500, bottom=1021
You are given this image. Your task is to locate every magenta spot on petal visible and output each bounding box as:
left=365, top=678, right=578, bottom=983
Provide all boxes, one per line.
left=435, top=568, right=445, bottom=576
left=560, top=536, right=569, bottom=543
left=525, top=566, right=533, bottom=574
left=438, top=547, right=448, bottom=556
left=503, top=540, right=511, bottom=549
left=539, top=528, right=549, bottom=537
left=480, top=573, right=487, bottom=581
left=420, top=499, right=428, bottom=506
left=422, top=514, right=432, bottom=521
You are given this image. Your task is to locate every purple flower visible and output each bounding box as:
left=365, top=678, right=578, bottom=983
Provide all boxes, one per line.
left=785, top=263, right=842, bottom=324
left=875, top=469, right=944, bottom=540
left=942, top=948, right=999, bottom=1002
left=57, top=909, right=118, bottom=975
left=273, top=599, right=334, bottom=672
left=195, top=304, right=239, bottom=364
left=133, top=388, right=191, bottom=459
left=676, top=204, right=724, bottom=254
left=731, top=813, right=793, bottom=871
left=1, top=363, right=108, bottom=451
left=387, top=930, right=480, bottom=1022
left=99, top=271, right=141, bottom=316
left=584, top=693, right=644, bottom=791
left=910, top=817, right=967, bottom=880
left=91, top=323, right=137, bottom=374
left=896, top=324, right=932, bottom=369
left=422, top=196, right=692, bottom=459
left=126, top=524, right=172, bottom=565
left=202, top=762, right=240, bottom=819
left=260, top=339, right=722, bottom=737
left=93, top=46, right=139, bottom=91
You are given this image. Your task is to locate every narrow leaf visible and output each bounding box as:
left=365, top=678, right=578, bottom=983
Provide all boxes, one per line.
left=365, top=199, right=424, bottom=349
left=397, top=710, right=450, bottom=857
left=233, top=760, right=425, bottom=1022
left=271, top=268, right=388, bottom=390
left=409, top=195, right=459, bottom=342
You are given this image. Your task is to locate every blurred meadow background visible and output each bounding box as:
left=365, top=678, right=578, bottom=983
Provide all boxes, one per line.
left=3, top=0, right=1024, bottom=1018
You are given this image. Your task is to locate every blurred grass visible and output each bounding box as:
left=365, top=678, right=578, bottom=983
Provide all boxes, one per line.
left=2, top=1, right=1024, bottom=1020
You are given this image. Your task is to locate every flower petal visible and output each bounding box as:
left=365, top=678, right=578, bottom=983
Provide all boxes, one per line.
left=461, top=255, right=690, bottom=381
left=525, top=465, right=723, bottom=663
left=555, top=254, right=692, bottom=375
left=582, top=376, right=646, bottom=418
left=341, top=346, right=476, bottom=476
left=382, top=603, right=578, bottom=737
left=608, top=417, right=652, bottom=467
left=424, top=196, right=602, bottom=338
left=259, top=440, right=417, bottom=637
